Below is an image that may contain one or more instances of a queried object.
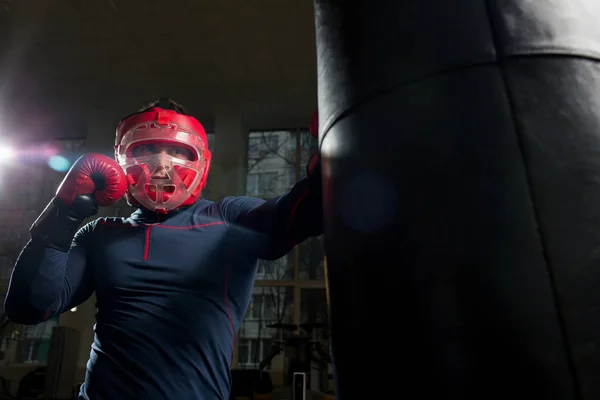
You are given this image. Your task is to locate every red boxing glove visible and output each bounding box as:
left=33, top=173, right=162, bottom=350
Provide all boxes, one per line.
left=307, top=152, right=320, bottom=175
left=309, top=110, right=319, bottom=139
left=56, top=153, right=127, bottom=207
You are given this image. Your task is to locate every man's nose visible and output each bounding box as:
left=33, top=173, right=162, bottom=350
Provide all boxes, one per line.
left=156, top=151, right=173, bottom=166
left=151, top=165, right=170, bottom=179
left=150, top=152, right=173, bottom=178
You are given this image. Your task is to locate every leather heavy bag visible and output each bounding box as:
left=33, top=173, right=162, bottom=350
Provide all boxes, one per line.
left=314, top=1, right=600, bottom=399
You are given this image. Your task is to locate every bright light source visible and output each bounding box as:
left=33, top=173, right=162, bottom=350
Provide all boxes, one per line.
left=0, top=146, right=15, bottom=162
left=70, top=307, right=78, bottom=313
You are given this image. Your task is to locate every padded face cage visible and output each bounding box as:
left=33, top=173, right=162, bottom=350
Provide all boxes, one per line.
left=115, top=107, right=212, bottom=211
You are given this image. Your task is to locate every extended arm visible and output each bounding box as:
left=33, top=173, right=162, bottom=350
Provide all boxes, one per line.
left=222, top=157, right=323, bottom=259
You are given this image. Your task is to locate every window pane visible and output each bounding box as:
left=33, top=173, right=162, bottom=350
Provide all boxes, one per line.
left=260, top=338, right=273, bottom=361
left=247, top=131, right=295, bottom=198
left=297, top=131, right=324, bottom=280
left=251, top=294, right=263, bottom=318
left=300, top=289, right=333, bottom=394
left=299, top=129, right=318, bottom=179
left=246, top=174, right=259, bottom=197
left=298, top=236, right=325, bottom=280
left=246, top=129, right=323, bottom=281
left=238, top=339, right=250, bottom=365
left=237, top=286, right=293, bottom=369
left=14, top=317, right=58, bottom=364
left=256, top=256, right=294, bottom=280
left=247, top=131, right=297, bottom=280
left=300, top=289, right=329, bottom=325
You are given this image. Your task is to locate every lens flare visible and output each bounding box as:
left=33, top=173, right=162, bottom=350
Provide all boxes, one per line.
left=48, top=155, right=72, bottom=172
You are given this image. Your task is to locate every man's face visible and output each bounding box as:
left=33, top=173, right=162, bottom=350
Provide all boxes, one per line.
left=132, top=143, right=194, bottom=179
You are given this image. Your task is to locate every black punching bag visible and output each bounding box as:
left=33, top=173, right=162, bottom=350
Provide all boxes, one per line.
left=315, top=1, right=600, bottom=399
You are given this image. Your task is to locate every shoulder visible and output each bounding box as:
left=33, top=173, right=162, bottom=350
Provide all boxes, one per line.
left=187, top=198, right=225, bottom=221
left=189, top=198, right=217, bottom=212
left=94, top=216, right=138, bottom=228
left=216, top=196, right=266, bottom=223
left=76, top=217, right=137, bottom=237
left=218, top=196, right=266, bottom=212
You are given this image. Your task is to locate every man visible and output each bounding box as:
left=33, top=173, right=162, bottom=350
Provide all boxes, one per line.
left=4, top=98, right=323, bottom=399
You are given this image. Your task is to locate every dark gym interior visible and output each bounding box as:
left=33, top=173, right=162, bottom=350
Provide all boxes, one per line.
left=3, top=0, right=600, bottom=399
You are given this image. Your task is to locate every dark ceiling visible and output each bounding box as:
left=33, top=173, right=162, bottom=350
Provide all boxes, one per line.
left=0, top=0, right=318, bottom=138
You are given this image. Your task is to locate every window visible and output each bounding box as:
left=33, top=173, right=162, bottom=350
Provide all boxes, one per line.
left=251, top=294, right=264, bottom=318
left=259, top=172, right=278, bottom=193
left=287, top=167, right=298, bottom=187
left=235, top=127, right=329, bottom=379
left=14, top=317, right=58, bottom=364
left=237, top=338, right=274, bottom=368
left=256, top=258, right=294, bottom=281
left=298, top=236, right=326, bottom=280
left=237, top=339, right=250, bottom=365
left=247, top=171, right=282, bottom=199
left=247, top=174, right=258, bottom=197
left=300, top=289, right=329, bottom=325
left=246, top=172, right=281, bottom=198
left=248, top=134, right=280, bottom=159
left=237, top=285, right=294, bottom=369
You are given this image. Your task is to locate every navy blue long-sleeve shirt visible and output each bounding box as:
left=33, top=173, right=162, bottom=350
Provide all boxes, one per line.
left=4, top=169, right=322, bottom=400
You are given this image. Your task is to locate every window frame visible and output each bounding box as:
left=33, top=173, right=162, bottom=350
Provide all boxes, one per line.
left=234, top=127, right=327, bottom=370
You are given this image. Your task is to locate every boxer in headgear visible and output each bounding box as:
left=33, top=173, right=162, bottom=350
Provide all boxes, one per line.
left=4, top=99, right=322, bottom=400
left=115, top=98, right=213, bottom=213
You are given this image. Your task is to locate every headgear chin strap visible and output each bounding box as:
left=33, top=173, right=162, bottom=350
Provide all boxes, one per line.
left=114, top=106, right=212, bottom=213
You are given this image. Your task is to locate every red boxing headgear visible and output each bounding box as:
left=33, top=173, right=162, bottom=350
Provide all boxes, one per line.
left=114, top=107, right=212, bottom=213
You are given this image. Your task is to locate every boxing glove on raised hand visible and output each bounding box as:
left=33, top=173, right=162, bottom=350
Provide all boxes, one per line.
left=30, top=153, right=127, bottom=251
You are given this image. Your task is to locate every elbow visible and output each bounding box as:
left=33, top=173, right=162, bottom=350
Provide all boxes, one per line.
left=3, top=294, right=52, bottom=325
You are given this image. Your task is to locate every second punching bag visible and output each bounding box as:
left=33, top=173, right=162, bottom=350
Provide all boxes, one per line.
left=315, top=1, right=600, bottom=399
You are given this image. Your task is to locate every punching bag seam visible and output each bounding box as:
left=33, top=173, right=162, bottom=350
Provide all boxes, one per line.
left=482, top=1, right=584, bottom=398
left=318, top=59, right=497, bottom=152
left=319, top=53, right=600, bottom=152
left=501, top=47, right=600, bottom=61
